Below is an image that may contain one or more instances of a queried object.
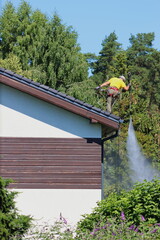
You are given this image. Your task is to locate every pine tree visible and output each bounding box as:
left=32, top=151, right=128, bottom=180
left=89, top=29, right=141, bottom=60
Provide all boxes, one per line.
left=0, top=2, right=18, bottom=57
left=93, top=32, right=122, bottom=80
left=43, top=13, right=88, bottom=89
left=0, top=1, right=88, bottom=89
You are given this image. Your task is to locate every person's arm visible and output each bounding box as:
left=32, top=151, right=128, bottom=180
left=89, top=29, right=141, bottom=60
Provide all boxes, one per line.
left=123, top=83, right=131, bottom=91
left=100, top=81, right=110, bottom=87
left=95, top=80, right=110, bottom=90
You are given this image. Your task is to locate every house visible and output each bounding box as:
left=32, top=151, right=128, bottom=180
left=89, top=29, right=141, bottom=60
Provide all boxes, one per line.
left=0, top=67, right=122, bottom=225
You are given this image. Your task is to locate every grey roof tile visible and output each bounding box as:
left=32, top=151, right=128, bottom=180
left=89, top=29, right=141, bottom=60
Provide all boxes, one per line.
left=83, top=103, right=93, bottom=108
left=33, top=81, right=40, bottom=86
left=92, top=106, right=102, bottom=112
left=4, top=69, right=14, bottom=75
left=0, top=67, right=5, bottom=72
left=49, top=88, right=58, bottom=94
left=74, top=99, right=85, bottom=105
left=58, top=92, right=67, bottom=98
left=13, top=73, right=23, bottom=78
left=66, top=96, right=75, bottom=101
left=40, top=84, right=49, bottom=90
left=21, top=76, right=32, bottom=83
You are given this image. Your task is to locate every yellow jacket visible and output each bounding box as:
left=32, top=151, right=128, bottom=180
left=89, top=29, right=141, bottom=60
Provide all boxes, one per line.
left=108, top=77, right=126, bottom=89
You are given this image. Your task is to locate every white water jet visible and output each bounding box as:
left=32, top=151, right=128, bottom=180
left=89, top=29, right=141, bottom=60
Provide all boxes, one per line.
left=126, top=117, right=159, bottom=183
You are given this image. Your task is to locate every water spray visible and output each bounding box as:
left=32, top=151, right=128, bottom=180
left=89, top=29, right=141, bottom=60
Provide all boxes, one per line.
left=126, top=72, right=160, bottom=182
left=126, top=118, right=160, bottom=182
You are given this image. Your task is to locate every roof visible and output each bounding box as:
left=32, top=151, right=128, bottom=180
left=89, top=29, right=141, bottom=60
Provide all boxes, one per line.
left=0, top=67, right=122, bottom=135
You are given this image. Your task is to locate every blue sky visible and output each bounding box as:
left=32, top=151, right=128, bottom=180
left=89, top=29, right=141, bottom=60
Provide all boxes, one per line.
left=1, top=0, right=160, bottom=55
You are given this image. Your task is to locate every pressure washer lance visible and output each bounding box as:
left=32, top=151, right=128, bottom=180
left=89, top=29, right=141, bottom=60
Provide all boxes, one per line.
left=127, top=72, right=132, bottom=116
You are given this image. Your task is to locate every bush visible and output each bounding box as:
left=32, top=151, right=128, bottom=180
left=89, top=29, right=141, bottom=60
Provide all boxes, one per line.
left=77, top=179, right=160, bottom=232
left=76, top=216, right=160, bottom=239
left=23, top=216, right=160, bottom=240
left=0, top=177, right=32, bottom=240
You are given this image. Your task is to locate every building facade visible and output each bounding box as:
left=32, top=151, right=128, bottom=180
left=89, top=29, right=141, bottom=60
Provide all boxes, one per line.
left=0, top=68, right=121, bottom=225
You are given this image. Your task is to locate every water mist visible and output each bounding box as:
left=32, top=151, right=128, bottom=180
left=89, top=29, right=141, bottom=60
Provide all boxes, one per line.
left=126, top=117, right=159, bottom=183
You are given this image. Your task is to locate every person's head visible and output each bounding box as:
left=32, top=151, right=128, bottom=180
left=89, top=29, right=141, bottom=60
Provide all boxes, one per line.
left=119, top=75, right=126, bottom=81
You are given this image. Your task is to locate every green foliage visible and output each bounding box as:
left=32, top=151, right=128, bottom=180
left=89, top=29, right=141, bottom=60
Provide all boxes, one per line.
left=77, top=179, right=160, bottom=232
left=22, top=218, right=160, bottom=240
left=0, top=177, right=32, bottom=240
left=76, top=217, right=160, bottom=240
left=66, top=79, right=104, bottom=108
left=0, top=1, right=88, bottom=89
left=103, top=137, right=132, bottom=196
left=93, top=32, right=122, bottom=78
left=0, top=53, right=23, bottom=74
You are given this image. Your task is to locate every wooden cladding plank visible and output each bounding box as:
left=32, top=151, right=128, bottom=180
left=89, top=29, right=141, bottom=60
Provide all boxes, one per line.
left=1, top=166, right=101, bottom=173
left=1, top=172, right=101, bottom=178
left=0, top=137, right=102, bottom=189
left=2, top=177, right=101, bottom=184
left=0, top=154, right=98, bottom=161
left=8, top=183, right=101, bottom=189
left=0, top=149, right=100, bottom=155
left=0, top=160, right=100, bottom=166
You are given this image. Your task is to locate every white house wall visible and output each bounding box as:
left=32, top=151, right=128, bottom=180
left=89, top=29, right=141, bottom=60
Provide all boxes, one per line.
left=15, top=189, right=101, bottom=226
left=0, top=84, right=101, bottom=138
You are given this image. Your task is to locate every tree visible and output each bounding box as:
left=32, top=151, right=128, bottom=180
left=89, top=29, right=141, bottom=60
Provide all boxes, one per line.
left=0, top=177, right=32, bottom=240
left=93, top=32, right=122, bottom=80
left=126, top=33, right=160, bottom=162
left=42, top=13, right=88, bottom=89
left=0, top=1, right=88, bottom=89
left=0, top=53, right=23, bottom=74
left=0, top=2, right=19, bottom=57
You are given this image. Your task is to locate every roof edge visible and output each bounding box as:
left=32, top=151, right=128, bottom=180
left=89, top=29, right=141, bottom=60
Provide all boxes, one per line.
left=0, top=67, right=123, bottom=130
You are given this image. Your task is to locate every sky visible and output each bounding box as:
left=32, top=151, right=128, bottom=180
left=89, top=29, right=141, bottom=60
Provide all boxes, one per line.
left=1, top=0, right=160, bottom=55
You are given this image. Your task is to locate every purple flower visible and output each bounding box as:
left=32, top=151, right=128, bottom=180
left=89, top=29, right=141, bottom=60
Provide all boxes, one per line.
left=141, top=215, right=145, bottom=221
left=112, top=232, right=116, bottom=236
left=121, top=211, right=125, bottom=221
left=150, top=228, right=158, bottom=233
left=94, top=228, right=101, bottom=232
left=129, top=224, right=136, bottom=230
left=59, top=213, right=67, bottom=224
left=134, top=227, right=139, bottom=232
left=155, top=223, right=160, bottom=227
left=101, top=225, right=107, bottom=229
left=90, top=227, right=101, bottom=236
left=63, top=217, right=67, bottom=224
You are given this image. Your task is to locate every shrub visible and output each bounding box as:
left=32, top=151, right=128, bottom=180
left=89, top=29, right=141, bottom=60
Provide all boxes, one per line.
left=23, top=216, right=160, bottom=240
left=77, top=179, right=160, bottom=232
left=0, top=177, right=32, bottom=240
left=76, top=216, right=160, bottom=239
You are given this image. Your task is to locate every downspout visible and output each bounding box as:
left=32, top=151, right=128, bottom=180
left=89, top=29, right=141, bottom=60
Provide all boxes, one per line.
left=102, top=130, right=119, bottom=143
left=101, top=130, right=119, bottom=200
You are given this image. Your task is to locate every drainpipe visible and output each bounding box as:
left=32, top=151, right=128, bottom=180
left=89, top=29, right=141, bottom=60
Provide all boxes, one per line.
left=102, top=130, right=119, bottom=143
left=101, top=130, right=119, bottom=200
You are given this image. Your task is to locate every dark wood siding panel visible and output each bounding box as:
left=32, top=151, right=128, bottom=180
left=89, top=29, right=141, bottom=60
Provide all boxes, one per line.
left=0, top=137, right=102, bottom=189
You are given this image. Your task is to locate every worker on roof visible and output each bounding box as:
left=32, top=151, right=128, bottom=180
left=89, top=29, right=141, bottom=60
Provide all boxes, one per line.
left=95, top=76, right=131, bottom=113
